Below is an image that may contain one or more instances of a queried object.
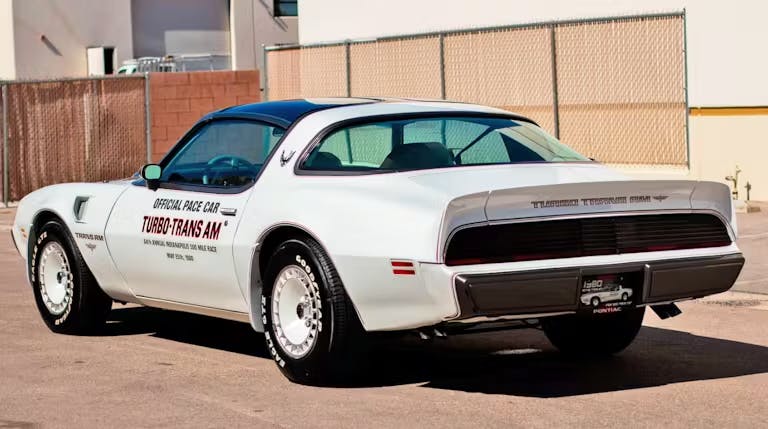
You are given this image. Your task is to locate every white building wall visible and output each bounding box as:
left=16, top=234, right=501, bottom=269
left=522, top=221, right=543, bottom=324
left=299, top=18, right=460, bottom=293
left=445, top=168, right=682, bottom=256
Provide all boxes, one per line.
left=0, top=0, right=16, bottom=80
left=131, top=0, right=230, bottom=58
left=230, top=0, right=298, bottom=73
left=11, top=0, right=134, bottom=79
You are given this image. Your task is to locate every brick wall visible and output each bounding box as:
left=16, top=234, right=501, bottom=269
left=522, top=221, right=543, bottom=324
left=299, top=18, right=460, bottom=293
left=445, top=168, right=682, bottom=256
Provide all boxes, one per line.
left=149, top=70, right=261, bottom=161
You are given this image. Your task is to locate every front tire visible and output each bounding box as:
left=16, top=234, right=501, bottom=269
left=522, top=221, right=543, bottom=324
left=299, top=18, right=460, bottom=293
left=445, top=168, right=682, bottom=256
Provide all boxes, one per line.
left=542, top=307, right=645, bottom=356
left=261, top=236, right=364, bottom=385
left=29, top=220, right=112, bottom=334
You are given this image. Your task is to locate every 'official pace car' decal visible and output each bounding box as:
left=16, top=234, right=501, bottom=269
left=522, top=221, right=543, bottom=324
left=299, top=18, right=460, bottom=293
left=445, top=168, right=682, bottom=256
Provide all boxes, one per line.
left=153, top=198, right=221, bottom=214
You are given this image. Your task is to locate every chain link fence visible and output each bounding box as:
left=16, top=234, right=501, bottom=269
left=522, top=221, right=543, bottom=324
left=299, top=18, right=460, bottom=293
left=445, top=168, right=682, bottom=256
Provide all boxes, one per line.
left=351, top=35, right=443, bottom=98
left=1, top=86, right=7, bottom=205
left=0, top=76, right=148, bottom=204
left=555, top=16, right=686, bottom=165
left=265, top=12, right=687, bottom=168
left=444, top=25, right=557, bottom=134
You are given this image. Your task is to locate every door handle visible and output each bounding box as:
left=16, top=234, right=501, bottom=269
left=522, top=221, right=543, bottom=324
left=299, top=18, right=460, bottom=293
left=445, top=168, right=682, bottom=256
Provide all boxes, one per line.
left=221, top=208, right=237, bottom=216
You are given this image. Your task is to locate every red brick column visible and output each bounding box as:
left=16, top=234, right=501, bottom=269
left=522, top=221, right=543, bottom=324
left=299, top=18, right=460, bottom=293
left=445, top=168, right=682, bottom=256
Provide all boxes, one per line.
left=149, top=70, right=261, bottom=161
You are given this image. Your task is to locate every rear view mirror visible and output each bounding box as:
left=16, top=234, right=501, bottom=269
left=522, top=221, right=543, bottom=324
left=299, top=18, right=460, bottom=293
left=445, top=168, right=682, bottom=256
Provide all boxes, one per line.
left=140, top=164, right=162, bottom=191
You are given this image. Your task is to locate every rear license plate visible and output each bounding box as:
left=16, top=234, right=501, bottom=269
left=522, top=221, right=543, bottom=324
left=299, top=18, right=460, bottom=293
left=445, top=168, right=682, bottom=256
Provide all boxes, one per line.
left=579, top=272, right=641, bottom=314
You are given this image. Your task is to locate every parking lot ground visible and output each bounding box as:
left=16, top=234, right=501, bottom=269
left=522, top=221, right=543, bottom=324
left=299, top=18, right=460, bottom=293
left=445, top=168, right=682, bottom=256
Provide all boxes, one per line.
left=1, top=207, right=768, bottom=428
left=732, top=201, right=768, bottom=295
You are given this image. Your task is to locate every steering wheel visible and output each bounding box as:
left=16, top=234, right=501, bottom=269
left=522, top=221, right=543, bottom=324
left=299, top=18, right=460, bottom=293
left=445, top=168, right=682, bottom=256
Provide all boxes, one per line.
left=202, top=155, right=255, bottom=185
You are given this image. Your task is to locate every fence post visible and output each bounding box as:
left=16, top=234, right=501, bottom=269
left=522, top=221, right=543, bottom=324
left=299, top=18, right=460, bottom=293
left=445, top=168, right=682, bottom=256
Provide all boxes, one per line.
left=682, top=9, right=691, bottom=168
left=549, top=25, right=561, bottom=139
left=144, top=73, right=152, bottom=164
left=2, top=84, right=8, bottom=207
left=345, top=41, right=352, bottom=97
left=439, top=33, right=446, bottom=100
left=262, top=44, right=269, bottom=101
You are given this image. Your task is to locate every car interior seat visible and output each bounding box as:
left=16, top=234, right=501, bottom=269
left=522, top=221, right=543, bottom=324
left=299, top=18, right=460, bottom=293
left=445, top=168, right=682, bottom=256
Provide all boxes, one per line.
left=307, top=151, right=343, bottom=169
left=380, top=142, right=454, bottom=171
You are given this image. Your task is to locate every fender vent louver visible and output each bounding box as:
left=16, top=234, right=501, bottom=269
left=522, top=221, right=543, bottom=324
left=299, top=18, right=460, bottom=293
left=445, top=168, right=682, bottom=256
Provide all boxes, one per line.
left=73, top=196, right=89, bottom=221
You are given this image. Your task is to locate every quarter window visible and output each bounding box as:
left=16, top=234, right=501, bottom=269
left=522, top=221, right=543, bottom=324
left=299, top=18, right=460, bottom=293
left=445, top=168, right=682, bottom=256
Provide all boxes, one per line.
left=304, top=124, right=392, bottom=170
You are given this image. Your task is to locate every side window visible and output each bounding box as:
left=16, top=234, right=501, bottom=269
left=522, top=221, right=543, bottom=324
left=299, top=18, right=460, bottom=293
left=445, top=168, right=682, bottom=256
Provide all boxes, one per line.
left=162, top=120, right=283, bottom=188
left=403, top=119, right=509, bottom=164
left=274, top=0, right=297, bottom=16
left=457, top=132, right=510, bottom=165
left=403, top=120, right=444, bottom=144
left=300, top=115, right=587, bottom=173
left=304, top=124, right=392, bottom=170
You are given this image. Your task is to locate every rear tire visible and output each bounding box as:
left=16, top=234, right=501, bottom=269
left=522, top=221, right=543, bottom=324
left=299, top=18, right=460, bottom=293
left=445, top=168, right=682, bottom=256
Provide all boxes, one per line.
left=261, top=236, right=365, bottom=385
left=29, top=220, right=112, bottom=334
left=542, top=307, right=645, bottom=356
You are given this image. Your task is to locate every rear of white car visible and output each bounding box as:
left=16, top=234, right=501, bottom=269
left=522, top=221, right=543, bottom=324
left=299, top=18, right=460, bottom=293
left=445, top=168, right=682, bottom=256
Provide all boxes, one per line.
left=284, top=109, right=743, bottom=336
left=335, top=177, right=742, bottom=331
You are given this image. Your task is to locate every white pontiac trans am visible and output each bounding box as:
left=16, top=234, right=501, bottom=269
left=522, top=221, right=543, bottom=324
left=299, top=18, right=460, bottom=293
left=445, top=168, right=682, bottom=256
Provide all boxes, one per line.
left=11, top=98, right=744, bottom=384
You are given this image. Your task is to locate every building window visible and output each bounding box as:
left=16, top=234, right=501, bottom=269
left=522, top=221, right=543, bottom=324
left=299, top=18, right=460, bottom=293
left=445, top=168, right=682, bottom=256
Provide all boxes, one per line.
left=274, top=0, right=297, bottom=16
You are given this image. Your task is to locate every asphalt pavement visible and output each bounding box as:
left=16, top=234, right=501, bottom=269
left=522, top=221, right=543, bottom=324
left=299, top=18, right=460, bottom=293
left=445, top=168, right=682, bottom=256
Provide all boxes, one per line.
left=729, top=202, right=768, bottom=294
left=1, top=206, right=768, bottom=428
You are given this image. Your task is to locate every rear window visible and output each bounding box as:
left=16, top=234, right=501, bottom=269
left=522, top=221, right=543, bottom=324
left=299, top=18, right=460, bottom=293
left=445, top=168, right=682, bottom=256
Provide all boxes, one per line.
left=301, top=116, right=589, bottom=172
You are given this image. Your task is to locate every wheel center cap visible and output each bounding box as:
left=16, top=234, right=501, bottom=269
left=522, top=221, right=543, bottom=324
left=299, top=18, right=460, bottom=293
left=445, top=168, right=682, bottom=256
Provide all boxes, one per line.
left=56, top=271, right=65, bottom=284
left=296, top=303, right=305, bottom=319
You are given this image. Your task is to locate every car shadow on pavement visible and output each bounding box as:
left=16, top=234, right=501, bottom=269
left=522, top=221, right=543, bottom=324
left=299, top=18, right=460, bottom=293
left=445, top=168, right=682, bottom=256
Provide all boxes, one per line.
left=105, top=306, right=768, bottom=397
left=104, top=305, right=271, bottom=358
left=369, top=327, right=768, bottom=397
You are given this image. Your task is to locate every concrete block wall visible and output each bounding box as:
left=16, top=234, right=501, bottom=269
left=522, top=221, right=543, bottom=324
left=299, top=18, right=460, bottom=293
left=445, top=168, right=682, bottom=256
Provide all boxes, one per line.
left=149, top=70, right=261, bottom=161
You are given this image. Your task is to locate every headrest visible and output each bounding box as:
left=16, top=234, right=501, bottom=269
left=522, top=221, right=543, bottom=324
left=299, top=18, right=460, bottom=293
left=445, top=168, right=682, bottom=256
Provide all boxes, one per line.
left=380, top=142, right=454, bottom=170
left=309, top=151, right=343, bottom=169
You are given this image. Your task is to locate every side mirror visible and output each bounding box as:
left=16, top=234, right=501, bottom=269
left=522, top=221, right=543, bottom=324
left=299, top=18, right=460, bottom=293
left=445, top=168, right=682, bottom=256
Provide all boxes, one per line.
left=140, top=164, right=162, bottom=191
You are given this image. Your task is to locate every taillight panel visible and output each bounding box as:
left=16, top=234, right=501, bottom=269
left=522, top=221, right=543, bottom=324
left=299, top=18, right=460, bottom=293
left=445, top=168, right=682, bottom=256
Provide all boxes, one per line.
left=445, top=214, right=731, bottom=266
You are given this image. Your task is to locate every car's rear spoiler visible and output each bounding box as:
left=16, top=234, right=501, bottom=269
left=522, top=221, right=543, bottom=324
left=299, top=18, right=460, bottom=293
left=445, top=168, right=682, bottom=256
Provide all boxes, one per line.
left=438, top=180, right=735, bottom=261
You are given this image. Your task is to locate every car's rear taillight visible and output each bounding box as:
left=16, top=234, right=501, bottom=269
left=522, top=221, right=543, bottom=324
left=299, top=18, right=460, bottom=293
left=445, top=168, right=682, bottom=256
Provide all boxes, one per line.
left=445, top=214, right=732, bottom=266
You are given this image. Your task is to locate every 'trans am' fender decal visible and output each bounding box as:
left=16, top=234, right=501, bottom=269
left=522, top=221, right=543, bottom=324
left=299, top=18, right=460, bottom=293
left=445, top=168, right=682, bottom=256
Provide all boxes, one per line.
left=142, top=216, right=223, bottom=240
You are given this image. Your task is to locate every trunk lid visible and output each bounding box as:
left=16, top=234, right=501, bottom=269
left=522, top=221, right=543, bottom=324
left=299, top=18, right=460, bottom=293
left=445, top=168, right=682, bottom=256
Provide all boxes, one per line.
left=405, top=163, right=627, bottom=200
left=415, top=165, right=736, bottom=256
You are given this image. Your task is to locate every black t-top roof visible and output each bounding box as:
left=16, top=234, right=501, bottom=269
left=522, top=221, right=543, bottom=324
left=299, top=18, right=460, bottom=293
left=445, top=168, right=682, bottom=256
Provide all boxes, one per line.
left=213, top=98, right=378, bottom=127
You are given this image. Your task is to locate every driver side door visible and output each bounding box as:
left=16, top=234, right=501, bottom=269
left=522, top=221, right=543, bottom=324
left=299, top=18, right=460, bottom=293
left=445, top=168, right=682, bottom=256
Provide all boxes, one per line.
left=105, top=119, right=281, bottom=313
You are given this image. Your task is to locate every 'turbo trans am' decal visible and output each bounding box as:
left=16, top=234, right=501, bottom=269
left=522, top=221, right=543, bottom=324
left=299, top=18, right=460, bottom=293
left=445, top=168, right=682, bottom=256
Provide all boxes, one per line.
left=142, top=216, right=223, bottom=240
left=530, top=195, right=668, bottom=209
